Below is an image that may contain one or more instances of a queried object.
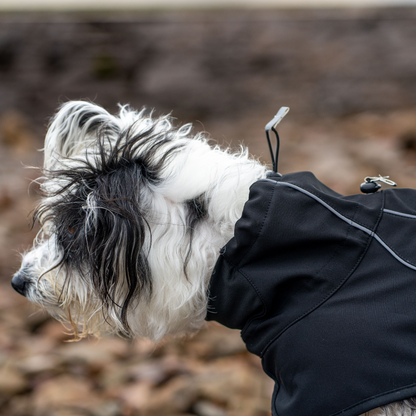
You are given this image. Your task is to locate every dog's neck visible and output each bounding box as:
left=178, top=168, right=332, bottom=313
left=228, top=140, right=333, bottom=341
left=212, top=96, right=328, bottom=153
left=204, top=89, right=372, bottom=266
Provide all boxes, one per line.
left=164, top=142, right=267, bottom=245
left=206, top=160, right=267, bottom=245
left=136, top=145, right=267, bottom=340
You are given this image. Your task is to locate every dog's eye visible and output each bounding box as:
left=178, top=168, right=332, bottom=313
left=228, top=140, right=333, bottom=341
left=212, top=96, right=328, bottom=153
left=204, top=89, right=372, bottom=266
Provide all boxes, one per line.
left=67, top=227, right=75, bottom=234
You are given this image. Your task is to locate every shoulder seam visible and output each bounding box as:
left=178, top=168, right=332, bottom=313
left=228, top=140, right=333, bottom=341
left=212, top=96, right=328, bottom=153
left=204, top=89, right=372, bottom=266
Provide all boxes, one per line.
left=271, top=181, right=416, bottom=271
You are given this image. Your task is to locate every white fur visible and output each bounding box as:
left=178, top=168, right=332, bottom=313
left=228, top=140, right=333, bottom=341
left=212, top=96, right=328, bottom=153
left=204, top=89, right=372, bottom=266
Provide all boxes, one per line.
left=20, top=101, right=266, bottom=340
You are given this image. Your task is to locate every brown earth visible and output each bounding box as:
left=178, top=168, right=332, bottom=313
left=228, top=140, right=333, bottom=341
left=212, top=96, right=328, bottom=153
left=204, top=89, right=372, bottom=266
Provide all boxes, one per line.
left=2, top=8, right=416, bottom=416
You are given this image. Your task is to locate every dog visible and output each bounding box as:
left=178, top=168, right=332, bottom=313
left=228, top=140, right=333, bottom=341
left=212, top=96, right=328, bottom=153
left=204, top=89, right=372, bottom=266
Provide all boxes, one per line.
left=11, top=101, right=416, bottom=416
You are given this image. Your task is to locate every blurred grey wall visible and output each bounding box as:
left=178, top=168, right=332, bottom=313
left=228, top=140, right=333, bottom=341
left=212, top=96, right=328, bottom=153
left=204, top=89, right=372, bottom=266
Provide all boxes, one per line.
left=1, top=8, right=416, bottom=132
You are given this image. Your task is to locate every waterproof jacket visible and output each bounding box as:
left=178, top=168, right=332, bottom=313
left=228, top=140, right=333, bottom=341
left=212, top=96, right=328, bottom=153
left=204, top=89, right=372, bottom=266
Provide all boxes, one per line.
left=206, top=171, right=416, bottom=416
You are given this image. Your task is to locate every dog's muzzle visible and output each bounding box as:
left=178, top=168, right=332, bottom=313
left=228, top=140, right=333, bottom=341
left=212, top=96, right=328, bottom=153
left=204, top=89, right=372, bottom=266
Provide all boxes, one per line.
left=11, top=269, right=30, bottom=296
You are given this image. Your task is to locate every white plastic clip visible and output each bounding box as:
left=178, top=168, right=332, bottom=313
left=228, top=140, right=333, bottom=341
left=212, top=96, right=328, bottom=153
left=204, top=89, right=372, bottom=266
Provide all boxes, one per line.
left=365, top=176, right=397, bottom=187
left=265, top=107, right=290, bottom=132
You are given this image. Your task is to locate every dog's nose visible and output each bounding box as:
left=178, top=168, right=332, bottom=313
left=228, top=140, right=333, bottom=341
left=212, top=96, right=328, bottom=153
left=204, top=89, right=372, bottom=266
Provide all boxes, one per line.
left=11, top=270, right=29, bottom=296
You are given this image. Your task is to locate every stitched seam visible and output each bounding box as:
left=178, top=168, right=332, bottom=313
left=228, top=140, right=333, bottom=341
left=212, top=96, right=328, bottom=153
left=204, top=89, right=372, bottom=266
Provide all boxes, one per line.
left=329, top=382, right=416, bottom=416
left=313, top=201, right=359, bottom=279
left=273, top=180, right=371, bottom=230
left=260, top=219, right=364, bottom=357
left=260, top=190, right=384, bottom=357
left=230, top=181, right=276, bottom=265
left=268, top=180, right=416, bottom=271
left=272, top=383, right=280, bottom=416
left=219, top=255, right=267, bottom=335
left=235, top=179, right=348, bottom=341
left=216, top=181, right=274, bottom=345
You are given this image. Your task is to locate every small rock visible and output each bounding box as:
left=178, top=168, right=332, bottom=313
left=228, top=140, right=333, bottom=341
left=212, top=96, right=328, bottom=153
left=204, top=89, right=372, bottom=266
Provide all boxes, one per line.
left=90, top=401, right=122, bottom=416
left=194, top=400, right=226, bottom=416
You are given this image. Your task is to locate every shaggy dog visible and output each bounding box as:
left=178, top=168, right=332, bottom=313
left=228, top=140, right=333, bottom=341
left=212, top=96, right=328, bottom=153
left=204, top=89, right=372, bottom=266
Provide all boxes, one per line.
left=11, top=101, right=416, bottom=416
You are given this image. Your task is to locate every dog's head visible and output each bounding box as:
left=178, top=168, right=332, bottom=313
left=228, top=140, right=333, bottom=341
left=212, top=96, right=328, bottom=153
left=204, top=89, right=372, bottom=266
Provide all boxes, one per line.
left=12, top=101, right=265, bottom=341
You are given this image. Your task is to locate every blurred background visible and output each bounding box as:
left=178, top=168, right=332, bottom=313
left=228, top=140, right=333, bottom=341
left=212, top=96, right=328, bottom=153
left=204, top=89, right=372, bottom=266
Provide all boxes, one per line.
left=2, top=1, right=416, bottom=415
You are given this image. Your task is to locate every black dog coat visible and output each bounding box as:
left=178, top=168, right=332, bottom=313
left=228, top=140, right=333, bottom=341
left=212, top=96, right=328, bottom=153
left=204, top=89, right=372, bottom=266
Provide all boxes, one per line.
left=206, top=171, right=416, bottom=416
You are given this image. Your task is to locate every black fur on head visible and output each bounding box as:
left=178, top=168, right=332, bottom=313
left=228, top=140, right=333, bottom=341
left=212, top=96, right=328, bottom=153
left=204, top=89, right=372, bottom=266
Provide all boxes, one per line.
left=34, top=112, right=187, bottom=336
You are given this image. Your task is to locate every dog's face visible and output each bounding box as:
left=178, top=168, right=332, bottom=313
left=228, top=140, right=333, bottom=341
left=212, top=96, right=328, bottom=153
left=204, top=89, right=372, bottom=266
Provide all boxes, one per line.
left=11, top=101, right=265, bottom=341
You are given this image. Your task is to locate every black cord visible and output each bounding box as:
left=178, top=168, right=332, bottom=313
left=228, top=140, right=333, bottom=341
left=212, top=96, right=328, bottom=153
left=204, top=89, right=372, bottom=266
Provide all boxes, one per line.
left=266, top=127, right=280, bottom=173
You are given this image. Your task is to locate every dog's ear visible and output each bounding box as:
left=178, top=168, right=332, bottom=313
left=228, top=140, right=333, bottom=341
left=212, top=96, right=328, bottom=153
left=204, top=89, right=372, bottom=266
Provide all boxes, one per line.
left=52, top=162, right=153, bottom=336
left=84, top=189, right=152, bottom=336
left=44, top=101, right=112, bottom=169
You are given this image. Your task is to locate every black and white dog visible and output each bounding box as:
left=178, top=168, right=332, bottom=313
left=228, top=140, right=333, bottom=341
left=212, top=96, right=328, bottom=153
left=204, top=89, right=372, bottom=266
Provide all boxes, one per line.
left=11, top=101, right=416, bottom=416
left=12, top=101, right=266, bottom=340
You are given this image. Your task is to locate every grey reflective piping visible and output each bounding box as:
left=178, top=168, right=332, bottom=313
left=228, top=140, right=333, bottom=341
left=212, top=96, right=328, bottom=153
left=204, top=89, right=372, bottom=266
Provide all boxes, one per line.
left=384, top=209, right=416, bottom=219
left=261, top=179, right=416, bottom=272
left=261, top=179, right=375, bottom=236
left=372, top=234, right=416, bottom=271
